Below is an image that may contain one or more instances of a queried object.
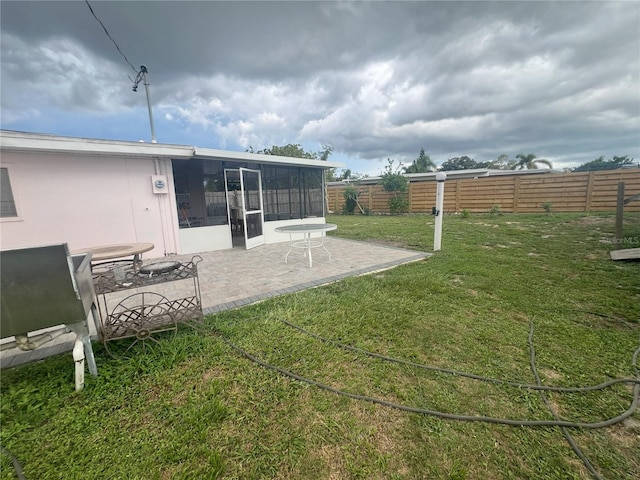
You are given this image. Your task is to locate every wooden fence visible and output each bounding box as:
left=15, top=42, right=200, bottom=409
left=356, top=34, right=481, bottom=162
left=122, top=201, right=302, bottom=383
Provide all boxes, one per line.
left=327, top=169, right=640, bottom=214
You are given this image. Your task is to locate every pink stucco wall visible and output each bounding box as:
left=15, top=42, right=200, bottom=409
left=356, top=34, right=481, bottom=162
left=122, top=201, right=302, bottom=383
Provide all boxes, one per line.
left=0, top=151, right=175, bottom=259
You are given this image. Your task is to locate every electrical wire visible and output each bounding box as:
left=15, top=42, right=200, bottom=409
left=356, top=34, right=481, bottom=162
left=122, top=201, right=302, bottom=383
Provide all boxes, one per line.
left=278, top=318, right=640, bottom=392
left=84, top=0, right=138, bottom=74
left=214, top=328, right=640, bottom=429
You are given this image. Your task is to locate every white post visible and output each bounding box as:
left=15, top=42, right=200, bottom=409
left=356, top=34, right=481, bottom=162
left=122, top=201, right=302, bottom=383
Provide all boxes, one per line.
left=434, top=172, right=447, bottom=251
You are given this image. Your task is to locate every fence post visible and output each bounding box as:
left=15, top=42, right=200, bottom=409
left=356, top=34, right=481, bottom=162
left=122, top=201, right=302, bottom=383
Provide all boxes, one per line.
left=408, top=182, right=414, bottom=213
left=615, top=182, right=625, bottom=240
left=585, top=171, right=595, bottom=212
left=513, top=177, right=520, bottom=213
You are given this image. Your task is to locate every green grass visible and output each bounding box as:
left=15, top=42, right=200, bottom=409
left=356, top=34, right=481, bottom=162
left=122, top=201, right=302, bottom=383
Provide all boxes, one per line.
left=1, top=213, right=639, bottom=479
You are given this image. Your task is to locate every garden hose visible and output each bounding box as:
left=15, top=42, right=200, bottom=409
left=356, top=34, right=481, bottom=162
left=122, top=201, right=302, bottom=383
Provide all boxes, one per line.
left=527, top=320, right=604, bottom=480
left=212, top=318, right=639, bottom=480
left=214, top=325, right=640, bottom=429
left=279, top=318, right=640, bottom=392
left=0, top=444, right=27, bottom=480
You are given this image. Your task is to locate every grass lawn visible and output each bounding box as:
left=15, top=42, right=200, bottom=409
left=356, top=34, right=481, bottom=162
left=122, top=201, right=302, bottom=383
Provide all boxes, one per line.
left=1, top=213, right=639, bottom=479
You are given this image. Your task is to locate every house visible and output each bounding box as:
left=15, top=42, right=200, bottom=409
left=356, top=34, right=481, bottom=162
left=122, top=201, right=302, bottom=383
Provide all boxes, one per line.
left=0, top=130, right=343, bottom=256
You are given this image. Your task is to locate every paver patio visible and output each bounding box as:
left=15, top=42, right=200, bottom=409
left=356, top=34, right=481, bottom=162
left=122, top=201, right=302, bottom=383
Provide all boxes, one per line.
left=1, top=237, right=429, bottom=368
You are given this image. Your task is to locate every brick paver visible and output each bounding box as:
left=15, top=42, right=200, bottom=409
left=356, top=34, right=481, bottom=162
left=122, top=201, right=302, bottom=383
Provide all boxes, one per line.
left=1, top=237, right=429, bottom=368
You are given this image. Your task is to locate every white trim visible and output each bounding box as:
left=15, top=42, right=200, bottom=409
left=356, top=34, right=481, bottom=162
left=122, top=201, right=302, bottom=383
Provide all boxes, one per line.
left=0, top=130, right=344, bottom=169
left=0, top=130, right=194, bottom=158
left=194, top=146, right=343, bottom=169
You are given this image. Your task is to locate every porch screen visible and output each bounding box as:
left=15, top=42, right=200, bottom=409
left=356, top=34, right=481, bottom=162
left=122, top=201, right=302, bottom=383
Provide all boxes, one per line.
left=262, top=166, right=323, bottom=220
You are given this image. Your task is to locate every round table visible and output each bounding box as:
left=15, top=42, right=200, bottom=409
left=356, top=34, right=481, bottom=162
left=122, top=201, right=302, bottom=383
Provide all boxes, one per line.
left=274, top=223, right=337, bottom=268
left=72, top=242, right=155, bottom=271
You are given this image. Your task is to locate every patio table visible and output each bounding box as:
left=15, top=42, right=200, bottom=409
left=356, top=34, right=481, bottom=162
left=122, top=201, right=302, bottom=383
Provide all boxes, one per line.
left=72, top=242, right=154, bottom=271
left=275, top=223, right=337, bottom=268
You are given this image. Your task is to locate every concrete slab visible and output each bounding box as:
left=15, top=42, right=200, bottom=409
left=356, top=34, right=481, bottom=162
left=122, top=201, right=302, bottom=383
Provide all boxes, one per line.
left=610, top=248, right=640, bottom=261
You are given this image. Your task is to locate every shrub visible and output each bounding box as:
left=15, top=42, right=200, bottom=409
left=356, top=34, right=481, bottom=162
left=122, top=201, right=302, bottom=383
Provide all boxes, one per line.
left=342, top=186, right=359, bottom=215
left=490, top=205, right=502, bottom=215
left=379, top=159, right=409, bottom=215
left=388, top=195, right=409, bottom=214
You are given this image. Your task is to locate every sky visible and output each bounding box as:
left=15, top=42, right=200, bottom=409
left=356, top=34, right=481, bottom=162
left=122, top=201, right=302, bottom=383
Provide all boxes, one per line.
left=1, top=1, right=639, bottom=176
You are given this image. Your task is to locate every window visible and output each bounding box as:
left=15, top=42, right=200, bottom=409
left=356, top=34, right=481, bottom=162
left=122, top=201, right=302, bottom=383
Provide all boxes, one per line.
left=262, top=166, right=324, bottom=221
left=300, top=168, right=324, bottom=218
left=202, top=161, right=228, bottom=226
left=173, top=159, right=325, bottom=228
left=0, top=167, right=18, bottom=218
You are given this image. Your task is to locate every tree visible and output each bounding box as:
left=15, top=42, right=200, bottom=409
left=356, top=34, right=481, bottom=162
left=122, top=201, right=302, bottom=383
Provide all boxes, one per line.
left=250, top=143, right=314, bottom=159
left=486, top=154, right=517, bottom=170
left=342, top=185, right=360, bottom=215
left=248, top=143, right=334, bottom=210
left=571, top=155, right=635, bottom=172
left=440, top=156, right=479, bottom=171
left=512, top=153, right=553, bottom=170
left=403, top=148, right=436, bottom=173
left=380, top=159, right=409, bottom=214
left=248, top=143, right=332, bottom=161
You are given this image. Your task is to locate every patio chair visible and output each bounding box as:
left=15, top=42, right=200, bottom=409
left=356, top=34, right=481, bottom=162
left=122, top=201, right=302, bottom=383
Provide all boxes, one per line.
left=1, top=243, right=98, bottom=390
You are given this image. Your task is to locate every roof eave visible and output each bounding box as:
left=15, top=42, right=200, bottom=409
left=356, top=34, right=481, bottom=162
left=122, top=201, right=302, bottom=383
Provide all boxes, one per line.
left=193, top=147, right=343, bottom=168
left=0, top=130, right=195, bottom=158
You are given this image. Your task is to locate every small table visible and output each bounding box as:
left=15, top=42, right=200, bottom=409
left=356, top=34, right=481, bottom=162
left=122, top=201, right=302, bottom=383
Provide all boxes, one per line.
left=73, top=242, right=155, bottom=271
left=275, top=223, right=337, bottom=267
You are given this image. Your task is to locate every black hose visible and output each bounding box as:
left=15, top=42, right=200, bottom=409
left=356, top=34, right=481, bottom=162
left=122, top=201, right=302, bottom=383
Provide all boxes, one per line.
left=0, top=444, right=27, bottom=480
left=527, top=320, right=604, bottom=480
left=279, top=318, right=639, bottom=392
left=215, top=329, right=640, bottom=429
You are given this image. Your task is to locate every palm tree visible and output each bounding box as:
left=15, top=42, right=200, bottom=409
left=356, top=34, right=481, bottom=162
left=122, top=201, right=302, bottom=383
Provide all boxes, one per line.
left=512, top=153, right=553, bottom=170
left=403, top=148, right=437, bottom=173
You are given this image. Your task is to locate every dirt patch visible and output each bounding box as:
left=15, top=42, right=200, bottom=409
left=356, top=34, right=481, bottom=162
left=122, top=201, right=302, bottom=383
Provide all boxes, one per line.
left=312, top=444, right=346, bottom=480
left=202, top=366, right=227, bottom=382
left=608, top=422, right=640, bottom=449
left=572, top=216, right=612, bottom=227
left=538, top=368, right=564, bottom=380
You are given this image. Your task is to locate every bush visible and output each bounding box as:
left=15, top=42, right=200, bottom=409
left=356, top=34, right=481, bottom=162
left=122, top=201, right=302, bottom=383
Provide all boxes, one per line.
left=490, top=205, right=502, bottom=215
left=379, top=159, right=409, bottom=215
left=342, top=186, right=359, bottom=215
left=388, top=195, right=409, bottom=214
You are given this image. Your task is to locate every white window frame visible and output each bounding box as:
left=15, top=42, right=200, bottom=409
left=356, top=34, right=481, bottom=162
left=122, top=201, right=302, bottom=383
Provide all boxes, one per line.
left=0, top=164, right=23, bottom=222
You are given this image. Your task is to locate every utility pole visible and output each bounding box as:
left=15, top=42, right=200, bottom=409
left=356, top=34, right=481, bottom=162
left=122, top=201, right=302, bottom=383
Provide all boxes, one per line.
left=133, top=65, right=156, bottom=143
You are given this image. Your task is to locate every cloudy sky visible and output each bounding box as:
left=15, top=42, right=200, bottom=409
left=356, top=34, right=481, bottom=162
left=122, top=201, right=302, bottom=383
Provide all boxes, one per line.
left=1, top=1, right=639, bottom=175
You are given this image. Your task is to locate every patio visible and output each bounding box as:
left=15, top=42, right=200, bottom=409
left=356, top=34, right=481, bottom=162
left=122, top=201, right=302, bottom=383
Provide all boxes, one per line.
left=1, top=237, right=429, bottom=368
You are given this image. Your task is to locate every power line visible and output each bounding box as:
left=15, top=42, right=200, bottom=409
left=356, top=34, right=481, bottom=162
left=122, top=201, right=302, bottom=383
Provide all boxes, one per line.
left=84, top=0, right=138, bottom=74
left=83, top=0, right=157, bottom=142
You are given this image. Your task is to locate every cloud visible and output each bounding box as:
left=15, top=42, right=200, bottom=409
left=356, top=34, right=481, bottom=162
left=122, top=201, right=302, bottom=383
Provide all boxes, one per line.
left=1, top=1, right=638, bottom=174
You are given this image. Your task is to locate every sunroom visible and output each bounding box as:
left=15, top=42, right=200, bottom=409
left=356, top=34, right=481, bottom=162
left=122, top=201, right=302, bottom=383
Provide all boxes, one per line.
left=173, top=149, right=336, bottom=253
